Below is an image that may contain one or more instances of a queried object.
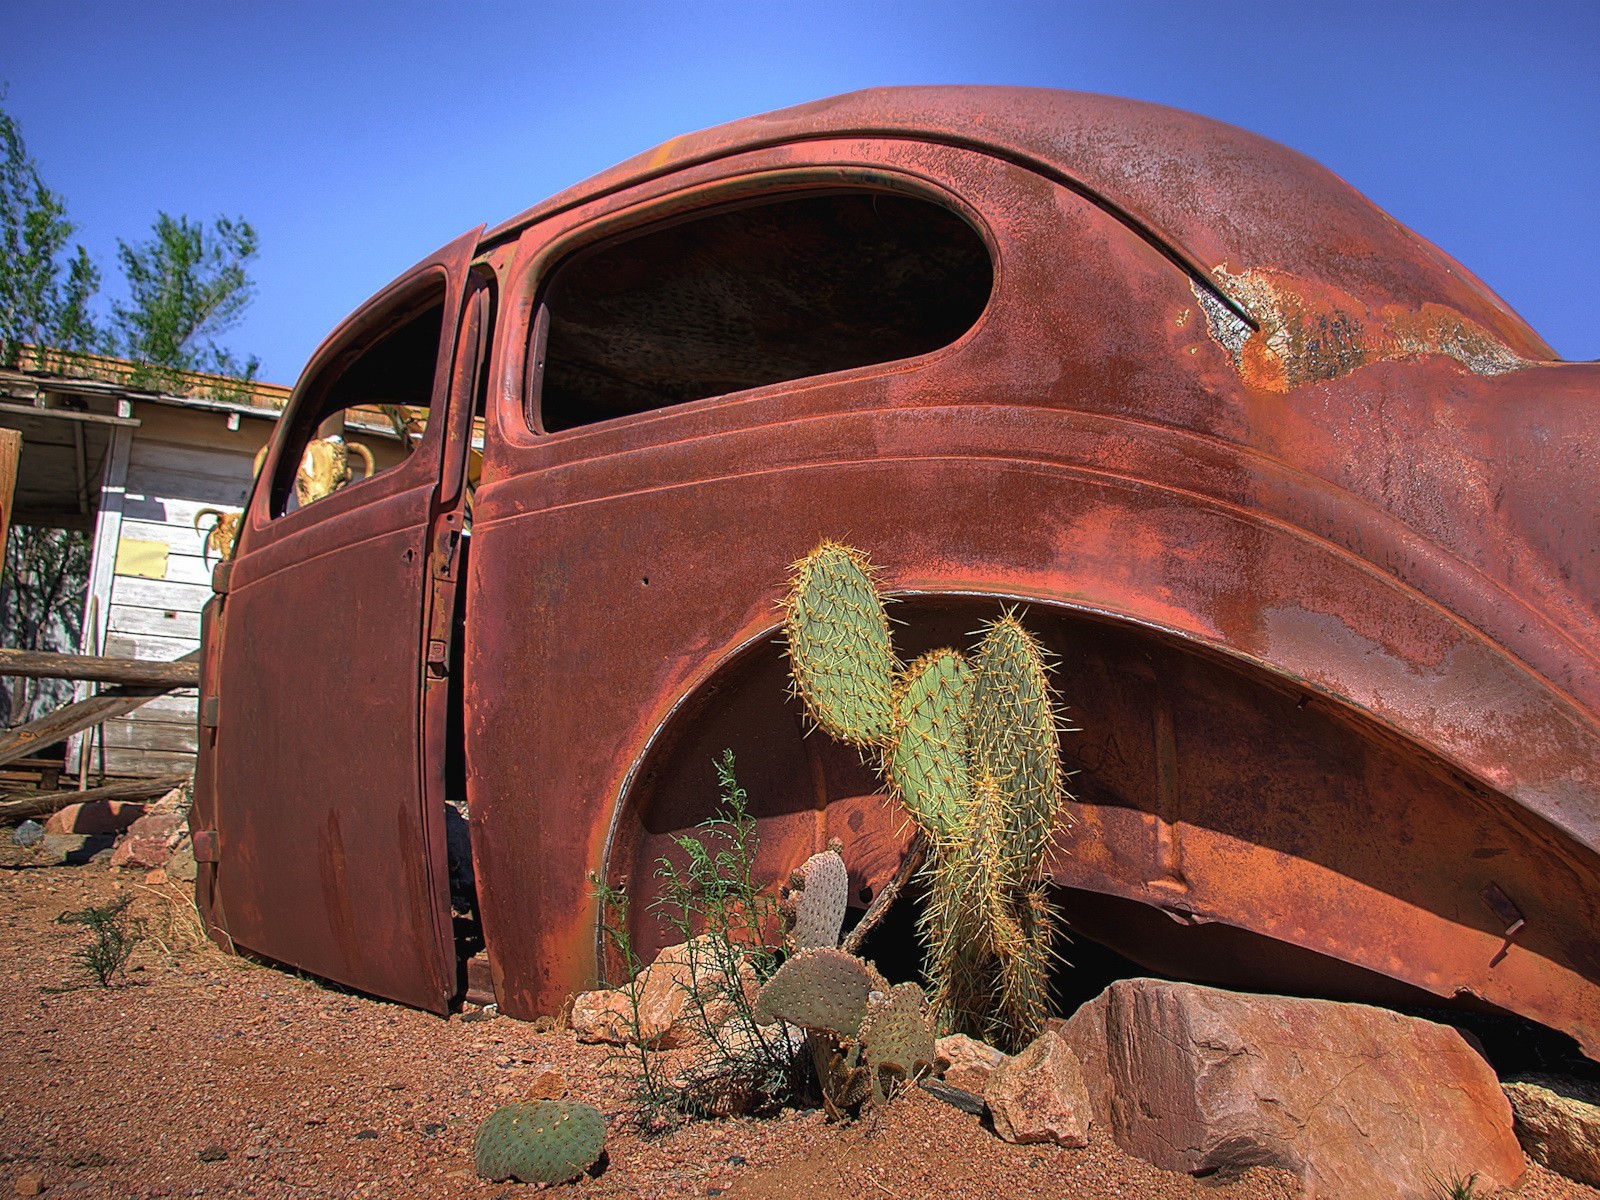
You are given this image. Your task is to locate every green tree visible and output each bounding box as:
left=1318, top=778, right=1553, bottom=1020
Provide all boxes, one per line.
left=111, top=212, right=260, bottom=389
left=0, top=102, right=102, bottom=367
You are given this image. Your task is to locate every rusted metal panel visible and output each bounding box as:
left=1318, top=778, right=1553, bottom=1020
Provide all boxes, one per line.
left=195, top=231, right=481, bottom=1013
left=211, top=89, right=1600, bottom=1062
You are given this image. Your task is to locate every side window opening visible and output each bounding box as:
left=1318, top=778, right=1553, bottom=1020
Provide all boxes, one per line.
left=533, top=190, right=993, bottom=433
left=269, top=282, right=447, bottom=518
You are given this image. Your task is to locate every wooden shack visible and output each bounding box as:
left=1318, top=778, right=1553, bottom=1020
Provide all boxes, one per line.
left=0, top=351, right=404, bottom=781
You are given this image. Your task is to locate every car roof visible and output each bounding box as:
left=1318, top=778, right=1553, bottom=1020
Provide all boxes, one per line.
left=485, top=86, right=1554, bottom=361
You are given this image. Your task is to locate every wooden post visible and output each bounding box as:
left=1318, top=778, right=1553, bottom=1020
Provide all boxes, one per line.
left=0, top=427, right=19, bottom=567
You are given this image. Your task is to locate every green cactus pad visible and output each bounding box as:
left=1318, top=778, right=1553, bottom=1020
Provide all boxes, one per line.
left=473, top=1101, right=606, bottom=1184
left=790, top=848, right=850, bottom=951
left=968, top=612, right=1064, bottom=876
left=783, top=541, right=899, bottom=748
left=888, top=649, right=974, bottom=840
left=754, top=947, right=886, bottom=1037
left=861, top=981, right=937, bottom=1099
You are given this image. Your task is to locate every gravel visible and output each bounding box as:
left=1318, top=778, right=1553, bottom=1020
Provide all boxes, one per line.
left=3, top=845, right=1595, bottom=1199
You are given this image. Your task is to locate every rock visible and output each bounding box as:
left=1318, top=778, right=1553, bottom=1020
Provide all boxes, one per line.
left=164, top=838, right=198, bottom=883
left=110, top=811, right=188, bottom=870
left=196, top=1144, right=227, bottom=1162
left=147, top=785, right=190, bottom=815
left=1057, top=978, right=1523, bottom=1200
left=44, top=800, right=147, bottom=835
left=11, top=819, right=44, bottom=847
left=13, top=1173, right=44, bottom=1196
left=526, top=1065, right=566, bottom=1100
left=985, top=1031, right=1091, bottom=1147
left=1502, top=1075, right=1600, bottom=1187
left=935, top=1034, right=1007, bottom=1093
left=571, top=938, right=756, bottom=1048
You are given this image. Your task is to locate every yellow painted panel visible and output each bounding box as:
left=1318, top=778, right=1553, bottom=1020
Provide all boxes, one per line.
left=114, top=537, right=169, bottom=579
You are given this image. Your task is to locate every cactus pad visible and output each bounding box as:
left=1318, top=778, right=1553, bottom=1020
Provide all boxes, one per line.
left=888, top=649, right=974, bottom=840
left=968, top=612, right=1064, bottom=875
left=789, top=848, right=850, bottom=951
left=783, top=541, right=898, bottom=747
left=861, top=982, right=937, bottom=1097
left=473, top=1101, right=606, bottom=1184
left=754, top=947, right=886, bottom=1037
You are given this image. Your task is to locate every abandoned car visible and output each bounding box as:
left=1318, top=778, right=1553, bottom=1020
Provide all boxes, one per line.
left=192, top=86, right=1600, bottom=1063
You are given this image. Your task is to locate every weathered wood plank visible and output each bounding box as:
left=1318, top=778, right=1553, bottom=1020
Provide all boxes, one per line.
left=0, top=648, right=200, bottom=686
left=0, top=772, right=190, bottom=821
left=101, top=747, right=195, bottom=776
left=103, top=692, right=198, bottom=723
left=130, top=439, right=260, bottom=479
left=0, top=686, right=169, bottom=768
left=101, top=720, right=198, bottom=753
left=103, top=632, right=200, bottom=662
left=114, top=549, right=213, bottom=587
left=106, top=577, right=211, bottom=613
left=108, top=605, right=203, bottom=641
left=0, top=427, right=18, bottom=558
left=125, top=464, right=251, bottom=507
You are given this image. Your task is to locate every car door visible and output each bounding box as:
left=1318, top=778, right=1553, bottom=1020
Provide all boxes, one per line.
left=193, top=228, right=487, bottom=1012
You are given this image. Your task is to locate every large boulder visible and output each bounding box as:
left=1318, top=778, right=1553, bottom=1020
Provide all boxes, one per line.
left=1057, top=978, right=1523, bottom=1200
left=110, top=810, right=188, bottom=870
left=1502, top=1075, right=1600, bottom=1187
left=985, top=1031, right=1090, bottom=1147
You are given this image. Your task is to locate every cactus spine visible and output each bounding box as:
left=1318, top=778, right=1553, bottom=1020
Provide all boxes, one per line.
left=781, top=541, right=1071, bottom=1051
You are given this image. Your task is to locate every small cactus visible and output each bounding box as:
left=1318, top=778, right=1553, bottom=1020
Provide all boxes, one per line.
left=754, top=947, right=886, bottom=1038
left=787, top=847, right=850, bottom=951
left=473, top=1100, right=606, bottom=1184
left=860, top=982, right=937, bottom=1101
left=782, top=541, right=899, bottom=748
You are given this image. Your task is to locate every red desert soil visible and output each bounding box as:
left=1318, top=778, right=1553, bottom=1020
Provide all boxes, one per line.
left=2, top=849, right=1595, bottom=1200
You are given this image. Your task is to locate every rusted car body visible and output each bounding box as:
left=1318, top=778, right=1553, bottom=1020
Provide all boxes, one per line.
left=192, top=87, right=1600, bottom=1061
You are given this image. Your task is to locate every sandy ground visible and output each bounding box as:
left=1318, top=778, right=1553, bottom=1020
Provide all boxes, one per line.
left=2, top=848, right=1595, bottom=1200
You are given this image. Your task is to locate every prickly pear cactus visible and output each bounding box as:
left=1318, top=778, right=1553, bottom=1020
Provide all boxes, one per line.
left=861, top=982, right=937, bottom=1101
left=788, top=847, right=850, bottom=951
left=473, top=1100, right=606, bottom=1184
left=782, top=541, right=898, bottom=748
left=754, top=947, right=886, bottom=1037
left=968, top=612, right=1064, bottom=875
left=888, top=649, right=974, bottom=841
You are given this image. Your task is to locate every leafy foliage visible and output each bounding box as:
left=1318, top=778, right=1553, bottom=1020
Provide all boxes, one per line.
left=0, top=525, right=89, bottom=725
left=0, top=101, right=102, bottom=367
left=56, top=894, right=145, bottom=987
left=111, top=212, right=260, bottom=389
left=592, top=751, right=800, bottom=1134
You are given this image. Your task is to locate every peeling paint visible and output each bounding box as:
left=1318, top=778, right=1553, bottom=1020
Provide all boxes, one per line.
left=1207, top=267, right=1528, bottom=392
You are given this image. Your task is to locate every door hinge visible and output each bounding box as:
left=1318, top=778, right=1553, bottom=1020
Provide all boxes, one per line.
left=211, top=561, right=232, bottom=595
left=199, top=696, right=220, bottom=729
left=192, top=829, right=220, bottom=863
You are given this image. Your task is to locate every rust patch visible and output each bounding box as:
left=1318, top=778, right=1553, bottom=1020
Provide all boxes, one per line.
left=1200, top=269, right=1527, bottom=392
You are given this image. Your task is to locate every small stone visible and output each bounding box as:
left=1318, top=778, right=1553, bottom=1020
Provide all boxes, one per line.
left=526, top=1065, right=565, bottom=1100
left=354, top=1130, right=378, bottom=1140
left=935, top=1033, right=1007, bottom=1093
left=196, top=1145, right=227, bottom=1162
left=420, top=1123, right=446, bottom=1137
left=14, top=1174, right=44, bottom=1196
left=12, top=820, right=44, bottom=847
left=985, top=1032, right=1091, bottom=1147
left=1503, top=1075, right=1600, bottom=1187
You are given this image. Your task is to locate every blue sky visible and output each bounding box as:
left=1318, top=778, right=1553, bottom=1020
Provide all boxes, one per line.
left=5, top=1, right=1597, bottom=382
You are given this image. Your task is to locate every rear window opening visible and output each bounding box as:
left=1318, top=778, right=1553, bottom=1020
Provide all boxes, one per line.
left=533, top=189, right=994, bottom=432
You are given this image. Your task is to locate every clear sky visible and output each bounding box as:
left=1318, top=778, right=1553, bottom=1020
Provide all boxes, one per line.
left=4, top=0, right=1596, bottom=383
